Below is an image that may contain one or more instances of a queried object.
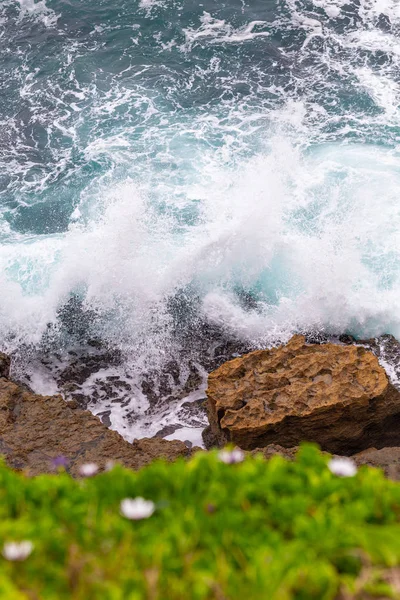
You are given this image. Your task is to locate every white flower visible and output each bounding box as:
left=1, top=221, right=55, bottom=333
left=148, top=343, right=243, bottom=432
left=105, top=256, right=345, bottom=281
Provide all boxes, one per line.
left=2, top=541, right=33, bottom=561
left=218, top=448, right=245, bottom=464
left=328, top=457, right=357, bottom=477
left=120, top=497, right=155, bottom=520
left=79, top=462, right=99, bottom=477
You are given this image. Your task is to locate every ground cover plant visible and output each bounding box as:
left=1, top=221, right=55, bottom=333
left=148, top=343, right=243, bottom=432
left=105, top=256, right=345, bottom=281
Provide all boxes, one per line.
left=0, top=445, right=400, bottom=599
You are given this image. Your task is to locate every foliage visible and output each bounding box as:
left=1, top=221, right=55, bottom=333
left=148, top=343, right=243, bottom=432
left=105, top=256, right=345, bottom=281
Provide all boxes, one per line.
left=0, top=445, right=400, bottom=599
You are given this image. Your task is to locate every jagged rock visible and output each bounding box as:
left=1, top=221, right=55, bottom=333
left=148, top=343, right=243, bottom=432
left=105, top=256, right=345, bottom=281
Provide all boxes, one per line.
left=0, top=377, right=194, bottom=476
left=205, top=335, right=400, bottom=454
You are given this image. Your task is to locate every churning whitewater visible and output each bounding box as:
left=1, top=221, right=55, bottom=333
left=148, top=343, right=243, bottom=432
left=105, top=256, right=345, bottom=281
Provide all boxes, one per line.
left=1, top=0, right=400, bottom=443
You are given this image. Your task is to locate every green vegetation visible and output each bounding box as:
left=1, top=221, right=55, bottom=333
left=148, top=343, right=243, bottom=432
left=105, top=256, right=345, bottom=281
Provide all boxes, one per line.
left=0, top=445, right=400, bottom=599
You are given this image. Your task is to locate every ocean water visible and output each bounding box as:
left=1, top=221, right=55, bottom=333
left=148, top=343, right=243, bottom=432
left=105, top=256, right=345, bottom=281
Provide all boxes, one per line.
left=1, top=0, right=400, bottom=443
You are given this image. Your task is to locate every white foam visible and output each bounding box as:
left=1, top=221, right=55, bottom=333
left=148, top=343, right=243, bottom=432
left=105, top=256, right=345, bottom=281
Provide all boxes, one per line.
left=165, top=428, right=205, bottom=448
left=355, top=67, right=400, bottom=118
left=182, top=12, right=269, bottom=50
left=346, top=30, right=400, bottom=58
left=3, top=140, right=400, bottom=350
left=138, top=0, right=166, bottom=17
left=3, top=0, right=400, bottom=444
left=358, top=0, right=400, bottom=24
left=87, top=369, right=208, bottom=444
left=16, top=0, right=59, bottom=27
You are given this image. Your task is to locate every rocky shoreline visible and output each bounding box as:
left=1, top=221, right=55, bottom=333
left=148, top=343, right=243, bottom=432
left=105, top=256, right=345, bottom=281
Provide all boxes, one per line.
left=0, top=351, right=193, bottom=476
left=2, top=334, right=400, bottom=478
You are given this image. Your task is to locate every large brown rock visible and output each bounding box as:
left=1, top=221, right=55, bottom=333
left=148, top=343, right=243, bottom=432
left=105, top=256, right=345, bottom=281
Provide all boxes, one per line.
left=0, top=377, right=194, bottom=476
left=205, top=335, right=400, bottom=454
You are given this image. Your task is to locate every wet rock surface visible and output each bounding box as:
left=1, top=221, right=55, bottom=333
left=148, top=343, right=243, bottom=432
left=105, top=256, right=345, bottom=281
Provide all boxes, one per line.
left=343, top=334, right=400, bottom=385
left=8, top=316, right=250, bottom=443
left=5, top=322, right=400, bottom=479
left=205, top=335, right=400, bottom=454
left=0, top=375, right=195, bottom=477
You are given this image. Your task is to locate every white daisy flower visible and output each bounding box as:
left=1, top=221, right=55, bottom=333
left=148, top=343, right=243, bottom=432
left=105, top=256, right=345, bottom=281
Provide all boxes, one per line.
left=328, top=457, right=357, bottom=477
left=2, top=541, right=33, bottom=561
left=120, top=497, right=155, bottom=520
left=218, top=448, right=245, bottom=464
left=79, top=462, right=99, bottom=477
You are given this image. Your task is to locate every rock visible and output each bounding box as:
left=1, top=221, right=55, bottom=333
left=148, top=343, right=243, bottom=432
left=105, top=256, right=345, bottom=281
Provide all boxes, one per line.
left=205, top=335, right=400, bottom=454
left=202, top=424, right=220, bottom=449
left=0, top=377, right=195, bottom=476
left=250, top=444, right=298, bottom=461
left=250, top=444, right=400, bottom=481
left=352, top=447, right=400, bottom=481
left=357, top=334, right=400, bottom=383
left=154, top=424, right=183, bottom=438
left=0, top=352, right=10, bottom=379
left=130, top=438, right=197, bottom=468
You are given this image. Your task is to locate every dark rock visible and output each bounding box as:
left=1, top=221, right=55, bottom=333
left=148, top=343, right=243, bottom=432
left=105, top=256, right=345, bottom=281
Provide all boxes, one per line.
left=338, top=334, right=357, bottom=345
left=358, top=334, right=400, bottom=381
left=98, top=410, right=112, bottom=427
left=304, top=331, right=330, bottom=344
left=177, top=398, right=207, bottom=428
left=58, top=349, right=122, bottom=388
left=154, top=424, right=183, bottom=438
left=0, top=352, right=10, bottom=379
left=202, top=425, right=220, bottom=449
left=140, top=361, right=204, bottom=409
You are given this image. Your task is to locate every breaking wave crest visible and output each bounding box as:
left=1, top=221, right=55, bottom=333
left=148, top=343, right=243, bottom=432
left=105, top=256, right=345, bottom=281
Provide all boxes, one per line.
left=1, top=0, right=400, bottom=441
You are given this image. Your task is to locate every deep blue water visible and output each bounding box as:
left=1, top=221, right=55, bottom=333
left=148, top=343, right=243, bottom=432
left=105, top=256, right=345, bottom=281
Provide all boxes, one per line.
left=1, top=0, right=400, bottom=440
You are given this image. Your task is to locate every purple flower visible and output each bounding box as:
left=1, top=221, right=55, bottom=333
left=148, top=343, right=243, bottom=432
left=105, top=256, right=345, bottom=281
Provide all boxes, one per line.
left=52, top=456, right=69, bottom=469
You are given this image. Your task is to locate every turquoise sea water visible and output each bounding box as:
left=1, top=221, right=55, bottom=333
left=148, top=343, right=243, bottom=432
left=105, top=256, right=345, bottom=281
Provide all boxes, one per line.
left=1, top=0, right=400, bottom=440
